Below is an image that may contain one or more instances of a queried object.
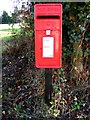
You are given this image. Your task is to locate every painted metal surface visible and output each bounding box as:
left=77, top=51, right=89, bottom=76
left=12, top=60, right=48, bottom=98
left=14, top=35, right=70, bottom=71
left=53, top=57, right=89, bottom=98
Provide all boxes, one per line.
left=34, top=4, right=62, bottom=68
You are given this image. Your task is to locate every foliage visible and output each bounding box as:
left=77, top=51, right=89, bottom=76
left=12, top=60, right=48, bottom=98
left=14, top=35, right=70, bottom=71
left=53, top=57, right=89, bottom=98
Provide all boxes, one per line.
left=2, top=2, right=90, bottom=120
left=2, top=11, right=15, bottom=24
left=50, top=2, right=90, bottom=119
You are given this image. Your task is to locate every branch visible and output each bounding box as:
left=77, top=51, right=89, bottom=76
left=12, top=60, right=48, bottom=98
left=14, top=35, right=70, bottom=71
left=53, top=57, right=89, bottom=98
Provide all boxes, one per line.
left=79, top=24, right=89, bottom=48
left=70, top=84, right=90, bottom=94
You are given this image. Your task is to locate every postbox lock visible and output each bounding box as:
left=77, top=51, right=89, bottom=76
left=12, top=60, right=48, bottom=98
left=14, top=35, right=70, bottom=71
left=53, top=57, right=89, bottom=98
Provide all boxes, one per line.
left=46, top=30, right=51, bottom=35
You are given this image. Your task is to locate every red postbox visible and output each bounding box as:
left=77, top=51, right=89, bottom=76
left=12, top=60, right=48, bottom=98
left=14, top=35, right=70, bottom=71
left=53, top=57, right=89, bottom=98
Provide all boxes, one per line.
left=34, top=4, right=62, bottom=68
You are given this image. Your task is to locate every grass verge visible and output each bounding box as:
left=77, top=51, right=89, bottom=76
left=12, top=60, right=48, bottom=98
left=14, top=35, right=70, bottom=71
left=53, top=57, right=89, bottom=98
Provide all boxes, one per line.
left=0, top=28, right=20, bottom=41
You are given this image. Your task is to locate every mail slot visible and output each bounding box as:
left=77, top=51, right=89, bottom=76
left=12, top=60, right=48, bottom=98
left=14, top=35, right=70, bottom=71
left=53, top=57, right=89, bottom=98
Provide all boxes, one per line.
left=34, top=4, right=62, bottom=68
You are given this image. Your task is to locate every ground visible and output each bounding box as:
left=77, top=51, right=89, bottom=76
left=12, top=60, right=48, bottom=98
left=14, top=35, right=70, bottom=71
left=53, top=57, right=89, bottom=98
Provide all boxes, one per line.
left=1, top=25, right=90, bottom=119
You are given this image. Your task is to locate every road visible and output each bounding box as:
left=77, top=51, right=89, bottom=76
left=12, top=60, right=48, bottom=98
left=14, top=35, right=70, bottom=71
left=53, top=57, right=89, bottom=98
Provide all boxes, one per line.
left=0, top=23, right=20, bottom=30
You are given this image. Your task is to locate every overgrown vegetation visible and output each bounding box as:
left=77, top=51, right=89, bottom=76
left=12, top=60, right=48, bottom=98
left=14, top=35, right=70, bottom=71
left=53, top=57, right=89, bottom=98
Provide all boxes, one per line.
left=1, top=11, right=17, bottom=24
left=2, top=2, right=90, bottom=119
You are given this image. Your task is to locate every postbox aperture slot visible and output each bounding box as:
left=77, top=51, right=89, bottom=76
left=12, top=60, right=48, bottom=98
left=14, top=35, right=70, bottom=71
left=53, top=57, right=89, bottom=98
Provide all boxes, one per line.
left=37, top=15, right=60, bottom=19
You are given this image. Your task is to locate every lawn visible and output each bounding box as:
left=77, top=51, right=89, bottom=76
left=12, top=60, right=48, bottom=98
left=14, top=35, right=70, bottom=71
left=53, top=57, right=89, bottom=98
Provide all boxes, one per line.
left=0, top=28, right=20, bottom=41
left=0, top=23, right=20, bottom=41
left=0, top=29, right=12, bottom=41
left=0, top=26, right=20, bottom=53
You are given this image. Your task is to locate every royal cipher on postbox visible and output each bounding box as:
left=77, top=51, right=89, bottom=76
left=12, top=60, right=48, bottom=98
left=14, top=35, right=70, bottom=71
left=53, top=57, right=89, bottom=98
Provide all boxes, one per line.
left=34, top=4, right=62, bottom=68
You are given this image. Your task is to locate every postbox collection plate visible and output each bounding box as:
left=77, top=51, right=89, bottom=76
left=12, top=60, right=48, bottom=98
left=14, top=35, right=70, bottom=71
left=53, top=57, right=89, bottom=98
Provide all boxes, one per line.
left=43, top=37, right=54, bottom=58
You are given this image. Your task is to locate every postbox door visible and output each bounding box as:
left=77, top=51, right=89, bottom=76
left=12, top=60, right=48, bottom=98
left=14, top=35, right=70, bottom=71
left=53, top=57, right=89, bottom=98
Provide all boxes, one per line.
left=35, top=29, right=62, bottom=68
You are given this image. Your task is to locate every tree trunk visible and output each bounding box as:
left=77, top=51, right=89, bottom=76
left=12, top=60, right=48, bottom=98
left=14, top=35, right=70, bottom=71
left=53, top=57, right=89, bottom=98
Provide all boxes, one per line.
left=72, top=42, right=83, bottom=84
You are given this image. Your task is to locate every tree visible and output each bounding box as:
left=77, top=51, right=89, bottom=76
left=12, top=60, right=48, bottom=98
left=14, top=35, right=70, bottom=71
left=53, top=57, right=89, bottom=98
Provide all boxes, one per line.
left=0, top=16, right=2, bottom=24
left=2, top=11, right=12, bottom=24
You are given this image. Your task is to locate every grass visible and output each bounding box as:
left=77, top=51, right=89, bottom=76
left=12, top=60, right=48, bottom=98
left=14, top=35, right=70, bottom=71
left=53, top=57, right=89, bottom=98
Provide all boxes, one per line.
left=0, top=29, right=12, bottom=41
left=0, top=28, right=20, bottom=41
left=0, top=28, right=20, bottom=53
